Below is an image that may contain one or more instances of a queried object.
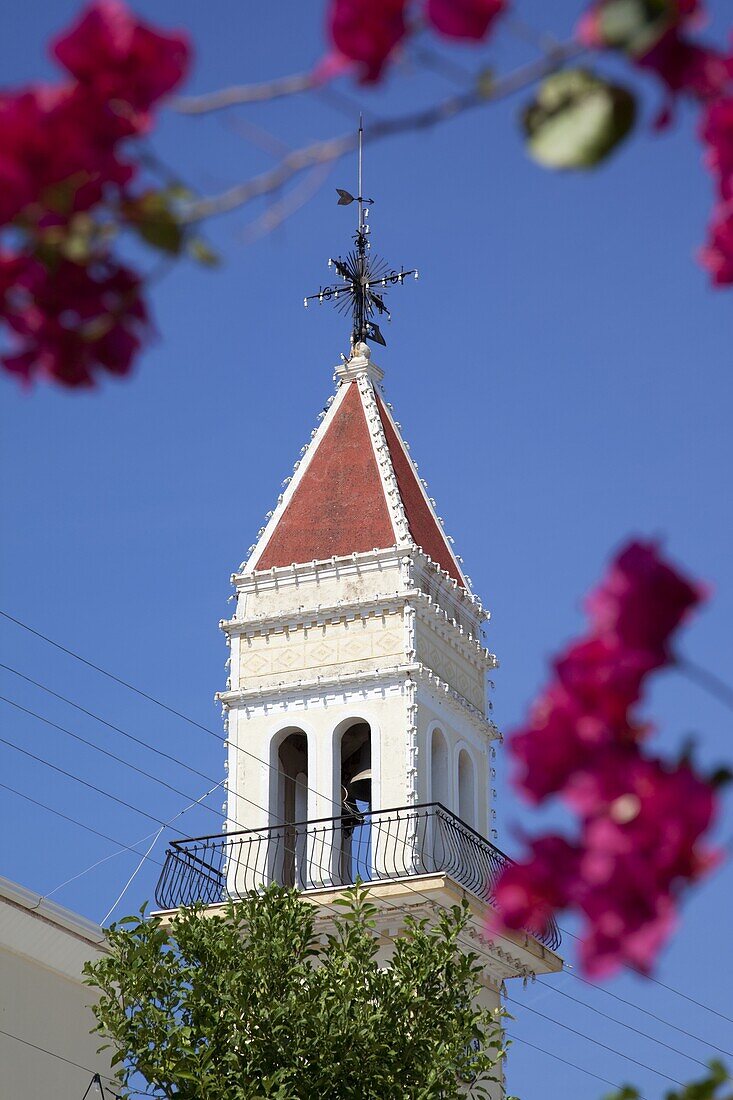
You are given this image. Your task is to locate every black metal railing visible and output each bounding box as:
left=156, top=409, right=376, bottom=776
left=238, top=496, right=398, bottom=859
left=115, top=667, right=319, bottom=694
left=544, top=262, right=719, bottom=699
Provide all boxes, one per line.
left=154, top=803, right=561, bottom=952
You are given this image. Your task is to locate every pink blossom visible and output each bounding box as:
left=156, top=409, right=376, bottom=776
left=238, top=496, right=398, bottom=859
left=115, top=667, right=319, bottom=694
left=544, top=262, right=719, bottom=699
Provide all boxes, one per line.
left=0, top=86, right=133, bottom=228
left=426, top=0, right=506, bottom=41
left=636, top=30, right=733, bottom=101
left=701, top=96, right=733, bottom=199
left=510, top=681, right=641, bottom=804
left=497, top=540, right=719, bottom=975
left=0, top=255, right=150, bottom=387
left=586, top=540, right=705, bottom=663
left=51, top=0, right=190, bottom=125
left=700, top=204, right=733, bottom=284
left=491, top=836, right=579, bottom=941
left=567, top=750, right=718, bottom=881
left=327, top=0, right=408, bottom=83
left=577, top=869, right=678, bottom=978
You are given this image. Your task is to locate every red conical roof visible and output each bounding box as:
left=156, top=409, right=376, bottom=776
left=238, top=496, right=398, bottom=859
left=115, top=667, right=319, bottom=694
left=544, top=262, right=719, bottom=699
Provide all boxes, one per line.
left=249, top=373, right=467, bottom=588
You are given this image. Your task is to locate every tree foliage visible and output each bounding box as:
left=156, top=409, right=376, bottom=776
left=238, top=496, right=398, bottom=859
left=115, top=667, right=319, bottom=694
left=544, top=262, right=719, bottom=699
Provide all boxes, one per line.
left=85, top=884, right=508, bottom=1100
left=606, top=1060, right=732, bottom=1100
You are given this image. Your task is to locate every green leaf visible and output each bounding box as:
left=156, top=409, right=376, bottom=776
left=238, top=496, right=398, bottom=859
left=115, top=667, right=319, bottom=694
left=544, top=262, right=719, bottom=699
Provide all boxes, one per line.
left=522, top=68, right=637, bottom=171
left=187, top=237, right=220, bottom=267
left=125, top=190, right=185, bottom=255
left=596, top=0, right=676, bottom=56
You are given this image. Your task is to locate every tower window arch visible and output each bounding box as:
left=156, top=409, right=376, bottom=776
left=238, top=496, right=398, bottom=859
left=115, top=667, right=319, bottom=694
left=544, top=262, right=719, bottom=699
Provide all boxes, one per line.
left=457, top=747, right=476, bottom=830
left=430, top=727, right=451, bottom=810
left=272, top=728, right=309, bottom=888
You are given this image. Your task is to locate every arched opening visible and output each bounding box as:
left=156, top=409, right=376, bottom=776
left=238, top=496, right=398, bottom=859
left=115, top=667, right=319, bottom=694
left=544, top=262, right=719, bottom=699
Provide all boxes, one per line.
left=276, top=730, right=308, bottom=888
left=338, top=720, right=372, bottom=883
left=458, top=748, right=476, bottom=831
left=430, top=727, right=451, bottom=810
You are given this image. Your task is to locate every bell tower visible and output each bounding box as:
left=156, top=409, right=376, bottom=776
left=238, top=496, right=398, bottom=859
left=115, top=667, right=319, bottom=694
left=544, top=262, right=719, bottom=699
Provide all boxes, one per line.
left=154, top=139, right=562, bottom=1098
left=219, top=341, right=497, bottom=856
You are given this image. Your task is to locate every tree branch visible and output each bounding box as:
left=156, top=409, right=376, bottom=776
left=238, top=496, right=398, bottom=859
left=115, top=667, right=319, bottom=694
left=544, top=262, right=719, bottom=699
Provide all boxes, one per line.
left=175, top=70, right=321, bottom=114
left=182, top=39, right=585, bottom=224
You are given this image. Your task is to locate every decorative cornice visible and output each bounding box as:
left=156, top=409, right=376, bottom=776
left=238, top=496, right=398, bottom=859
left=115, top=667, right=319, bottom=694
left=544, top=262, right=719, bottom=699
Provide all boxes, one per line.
left=411, top=591, right=497, bottom=671
left=221, top=591, right=412, bottom=639
left=231, top=546, right=403, bottom=593
left=414, top=663, right=500, bottom=741
left=217, top=664, right=415, bottom=711
left=409, top=548, right=488, bottom=620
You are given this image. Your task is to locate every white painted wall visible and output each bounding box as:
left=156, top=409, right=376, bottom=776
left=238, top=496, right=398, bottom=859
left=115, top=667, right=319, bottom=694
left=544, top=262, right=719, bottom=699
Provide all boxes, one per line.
left=0, top=877, right=112, bottom=1099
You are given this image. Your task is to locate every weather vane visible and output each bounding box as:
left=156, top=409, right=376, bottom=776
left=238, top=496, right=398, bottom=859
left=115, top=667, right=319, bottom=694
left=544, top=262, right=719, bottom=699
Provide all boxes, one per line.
left=304, top=118, right=418, bottom=350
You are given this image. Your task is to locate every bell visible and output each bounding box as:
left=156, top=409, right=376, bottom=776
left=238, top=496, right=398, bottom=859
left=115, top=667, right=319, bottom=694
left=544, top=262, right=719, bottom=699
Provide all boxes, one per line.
left=347, top=767, right=372, bottom=807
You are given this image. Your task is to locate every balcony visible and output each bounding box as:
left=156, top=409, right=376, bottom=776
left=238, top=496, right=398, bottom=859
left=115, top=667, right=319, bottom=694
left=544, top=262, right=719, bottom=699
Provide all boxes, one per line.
left=154, top=801, right=561, bottom=953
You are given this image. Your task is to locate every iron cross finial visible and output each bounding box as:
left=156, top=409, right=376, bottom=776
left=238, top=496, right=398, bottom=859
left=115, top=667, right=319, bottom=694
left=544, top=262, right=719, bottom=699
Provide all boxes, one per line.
left=304, top=118, right=418, bottom=350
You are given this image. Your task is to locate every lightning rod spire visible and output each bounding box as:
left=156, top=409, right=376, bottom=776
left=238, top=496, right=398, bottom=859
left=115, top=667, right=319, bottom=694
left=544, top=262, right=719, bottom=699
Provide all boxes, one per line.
left=303, top=119, right=418, bottom=354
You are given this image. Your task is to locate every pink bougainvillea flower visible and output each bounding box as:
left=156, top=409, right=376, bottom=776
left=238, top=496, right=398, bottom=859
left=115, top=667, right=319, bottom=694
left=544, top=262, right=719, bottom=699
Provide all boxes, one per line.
left=52, top=0, right=191, bottom=125
left=1, top=255, right=150, bottom=387
left=576, top=869, right=678, bottom=978
left=426, top=0, right=506, bottom=41
left=491, top=836, right=580, bottom=942
left=701, top=96, right=733, bottom=199
left=0, top=85, right=134, bottom=227
left=585, top=539, right=706, bottom=662
left=327, top=0, right=408, bottom=83
left=509, top=680, right=643, bottom=804
left=567, top=749, right=719, bottom=879
left=554, top=635, right=659, bottom=715
left=700, top=204, right=733, bottom=284
left=636, top=30, right=733, bottom=101
left=495, top=540, right=718, bottom=976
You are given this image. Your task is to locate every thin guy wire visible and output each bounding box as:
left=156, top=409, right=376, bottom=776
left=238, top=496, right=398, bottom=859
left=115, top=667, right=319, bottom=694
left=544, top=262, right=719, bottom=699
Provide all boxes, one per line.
left=100, top=826, right=166, bottom=924
left=43, top=780, right=225, bottom=902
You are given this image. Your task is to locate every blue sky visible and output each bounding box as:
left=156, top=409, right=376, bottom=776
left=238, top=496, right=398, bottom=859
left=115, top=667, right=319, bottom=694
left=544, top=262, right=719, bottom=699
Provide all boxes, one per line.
left=1, top=1, right=732, bottom=1096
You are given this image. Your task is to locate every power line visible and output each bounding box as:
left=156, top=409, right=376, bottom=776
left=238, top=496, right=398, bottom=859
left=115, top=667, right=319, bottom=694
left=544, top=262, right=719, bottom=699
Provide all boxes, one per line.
left=643, top=974, right=733, bottom=1027
left=510, top=1033, right=644, bottom=1095
left=567, top=970, right=733, bottom=1060
left=534, top=976, right=709, bottom=1069
left=0, top=693, right=225, bottom=818
left=0, top=610, right=343, bottom=814
left=0, top=1025, right=117, bottom=1085
left=506, top=995, right=685, bottom=1087
left=0, top=780, right=164, bottom=867
left=557, top=921, right=733, bottom=1032
left=0, top=662, right=220, bottom=788
left=0, top=730, right=193, bottom=833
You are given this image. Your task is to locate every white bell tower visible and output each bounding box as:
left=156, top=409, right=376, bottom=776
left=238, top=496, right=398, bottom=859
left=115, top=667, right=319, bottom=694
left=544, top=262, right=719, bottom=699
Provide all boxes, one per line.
left=220, top=342, right=495, bottom=846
